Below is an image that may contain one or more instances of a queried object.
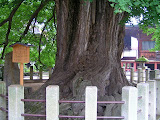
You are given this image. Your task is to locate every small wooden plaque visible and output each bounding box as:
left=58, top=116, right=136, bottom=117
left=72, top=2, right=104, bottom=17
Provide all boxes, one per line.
left=10, top=43, right=32, bottom=85
left=12, top=44, right=30, bottom=63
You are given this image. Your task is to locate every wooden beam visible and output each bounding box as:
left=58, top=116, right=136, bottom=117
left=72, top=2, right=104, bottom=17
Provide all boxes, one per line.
left=20, top=63, right=24, bottom=86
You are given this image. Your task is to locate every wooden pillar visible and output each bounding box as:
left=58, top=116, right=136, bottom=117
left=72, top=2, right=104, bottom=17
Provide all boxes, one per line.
left=154, top=62, right=158, bottom=70
left=127, top=63, right=129, bottom=69
left=146, top=68, right=150, bottom=81
left=130, top=67, right=134, bottom=83
left=122, top=67, right=126, bottom=75
left=30, top=66, right=33, bottom=80
left=20, top=63, right=24, bottom=86
left=49, top=67, right=52, bottom=79
left=134, top=62, right=137, bottom=71
left=138, top=68, right=142, bottom=83
left=121, top=62, right=123, bottom=68
left=39, top=66, right=42, bottom=81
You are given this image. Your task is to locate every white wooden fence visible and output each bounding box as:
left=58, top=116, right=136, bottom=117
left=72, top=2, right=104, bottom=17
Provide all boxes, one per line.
left=124, top=67, right=160, bottom=83
left=0, top=80, right=160, bottom=120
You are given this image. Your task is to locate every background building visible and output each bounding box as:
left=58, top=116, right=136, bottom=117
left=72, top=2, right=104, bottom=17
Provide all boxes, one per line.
left=121, top=25, right=160, bottom=70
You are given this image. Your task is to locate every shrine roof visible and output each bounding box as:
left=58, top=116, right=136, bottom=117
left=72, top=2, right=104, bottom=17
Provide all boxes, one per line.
left=10, top=42, right=33, bottom=47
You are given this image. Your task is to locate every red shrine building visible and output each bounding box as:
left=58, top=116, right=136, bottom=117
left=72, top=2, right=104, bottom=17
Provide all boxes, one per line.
left=121, top=25, right=160, bottom=71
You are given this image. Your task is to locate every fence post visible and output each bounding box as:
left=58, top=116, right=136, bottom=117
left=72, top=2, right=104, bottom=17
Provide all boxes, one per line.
left=150, top=70, right=155, bottom=80
left=49, top=67, right=52, bottom=79
left=39, top=66, right=42, bottom=81
left=130, top=67, right=134, bottom=83
left=142, top=69, right=146, bottom=82
left=8, top=85, right=24, bottom=120
left=121, top=86, right=137, bottom=120
left=155, top=69, right=160, bottom=79
left=46, top=85, right=59, bottom=120
left=30, top=66, right=33, bottom=80
left=0, top=67, right=2, bottom=81
left=155, top=78, right=160, bottom=115
left=138, top=68, right=142, bottom=83
left=122, top=67, right=126, bottom=75
left=0, top=81, right=6, bottom=120
left=146, top=68, right=150, bottom=81
left=85, top=86, right=97, bottom=120
left=147, top=80, right=156, bottom=120
left=137, top=83, right=149, bottom=120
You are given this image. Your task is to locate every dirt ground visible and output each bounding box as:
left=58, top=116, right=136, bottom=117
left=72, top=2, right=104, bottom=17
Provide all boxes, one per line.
left=24, top=82, right=45, bottom=92
left=23, top=72, right=49, bottom=92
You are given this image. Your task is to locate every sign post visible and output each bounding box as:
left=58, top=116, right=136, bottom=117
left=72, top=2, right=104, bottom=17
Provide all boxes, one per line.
left=10, top=43, right=32, bottom=86
left=20, top=63, right=24, bottom=86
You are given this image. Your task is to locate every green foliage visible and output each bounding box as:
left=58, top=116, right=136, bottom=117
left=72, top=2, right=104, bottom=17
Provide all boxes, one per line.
left=140, top=24, right=160, bottom=51
left=109, top=0, right=160, bottom=26
left=109, top=0, right=160, bottom=51
left=0, top=0, right=56, bottom=68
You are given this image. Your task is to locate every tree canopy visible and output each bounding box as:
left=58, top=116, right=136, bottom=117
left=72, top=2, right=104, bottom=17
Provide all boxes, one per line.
left=0, top=0, right=160, bottom=67
left=109, top=0, right=160, bottom=52
left=0, top=0, right=57, bottom=68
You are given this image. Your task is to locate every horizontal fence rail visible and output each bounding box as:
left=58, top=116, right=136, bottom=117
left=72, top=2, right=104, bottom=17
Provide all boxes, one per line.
left=97, top=116, right=125, bottom=119
left=0, top=94, right=8, bottom=99
left=0, top=107, right=8, bottom=113
left=97, top=101, right=125, bottom=104
left=138, top=96, right=142, bottom=100
left=59, top=100, right=125, bottom=104
left=21, top=99, right=46, bottom=102
left=21, top=113, right=46, bottom=117
left=59, top=100, right=85, bottom=103
left=137, top=109, right=142, bottom=114
left=58, top=115, right=125, bottom=119
left=0, top=94, right=8, bottom=113
left=20, top=99, right=125, bottom=104
left=59, top=115, right=85, bottom=118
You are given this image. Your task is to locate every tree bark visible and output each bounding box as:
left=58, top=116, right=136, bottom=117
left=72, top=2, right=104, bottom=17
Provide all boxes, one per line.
left=26, top=0, right=129, bottom=119
left=4, top=52, right=20, bottom=90
left=53, top=0, right=128, bottom=96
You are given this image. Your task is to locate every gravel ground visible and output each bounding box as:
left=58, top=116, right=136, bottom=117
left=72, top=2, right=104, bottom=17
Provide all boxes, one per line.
left=24, top=82, right=45, bottom=92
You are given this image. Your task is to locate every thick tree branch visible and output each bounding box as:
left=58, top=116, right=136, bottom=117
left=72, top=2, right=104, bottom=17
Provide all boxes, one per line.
left=0, top=0, right=23, bottom=59
left=53, top=6, right=57, bottom=30
left=19, top=0, right=51, bottom=40
left=38, top=7, right=55, bottom=65
left=0, top=0, right=24, bottom=27
left=32, top=17, right=37, bottom=34
left=1, top=19, right=12, bottom=59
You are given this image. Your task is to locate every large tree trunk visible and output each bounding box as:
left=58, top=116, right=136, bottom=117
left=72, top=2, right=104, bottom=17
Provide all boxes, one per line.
left=26, top=0, right=129, bottom=120
left=53, top=0, right=128, bottom=96
left=53, top=0, right=129, bottom=97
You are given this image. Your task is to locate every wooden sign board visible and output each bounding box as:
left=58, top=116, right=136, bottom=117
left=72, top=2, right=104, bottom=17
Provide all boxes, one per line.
left=12, top=44, right=30, bottom=63
left=10, top=43, right=32, bottom=86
